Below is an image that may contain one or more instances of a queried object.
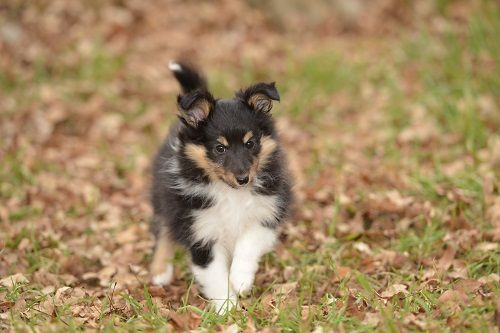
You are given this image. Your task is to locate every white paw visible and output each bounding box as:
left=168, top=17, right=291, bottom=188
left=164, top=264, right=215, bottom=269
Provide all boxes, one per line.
left=210, top=295, right=236, bottom=315
left=151, top=264, right=173, bottom=286
left=230, top=269, right=255, bottom=295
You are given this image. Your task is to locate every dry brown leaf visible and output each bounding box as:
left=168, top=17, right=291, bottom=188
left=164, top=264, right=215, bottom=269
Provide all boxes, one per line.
left=149, top=286, right=168, bottom=298
left=283, top=266, right=295, bottom=280
left=475, top=242, right=498, bottom=252
left=41, top=285, right=56, bottom=295
left=261, top=293, right=275, bottom=311
left=448, top=266, right=468, bottom=279
left=376, top=250, right=409, bottom=269
left=274, top=282, right=298, bottom=295
left=0, top=273, right=29, bottom=288
left=380, top=284, right=408, bottom=298
left=454, top=279, right=482, bottom=294
left=403, top=313, right=427, bottom=330
left=98, top=266, right=118, bottom=287
left=421, top=269, right=436, bottom=280
left=0, top=301, right=14, bottom=312
left=54, top=286, right=73, bottom=306
left=437, top=246, right=456, bottom=271
left=334, top=266, right=352, bottom=282
left=353, top=242, right=372, bottom=255
left=222, top=324, right=240, bottom=333
left=167, top=310, right=188, bottom=331
left=116, top=225, right=142, bottom=244
left=13, top=297, right=27, bottom=312
left=438, top=289, right=467, bottom=305
left=35, top=298, right=55, bottom=316
left=478, top=273, right=499, bottom=285
left=362, top=312, right=381, bottom=326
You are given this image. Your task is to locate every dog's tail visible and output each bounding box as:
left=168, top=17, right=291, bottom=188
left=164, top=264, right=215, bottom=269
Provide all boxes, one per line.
left=168, top=61, right=207, bottom=94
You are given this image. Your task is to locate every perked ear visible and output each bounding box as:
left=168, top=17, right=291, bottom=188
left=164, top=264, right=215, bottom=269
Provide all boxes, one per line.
left=237, top=82, right=280, bottom=113
left=177, top=90, right=215, bottom=127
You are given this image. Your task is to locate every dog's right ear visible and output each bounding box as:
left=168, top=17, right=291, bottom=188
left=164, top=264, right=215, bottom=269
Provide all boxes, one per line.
left=177, top=90, right=215, bottom=128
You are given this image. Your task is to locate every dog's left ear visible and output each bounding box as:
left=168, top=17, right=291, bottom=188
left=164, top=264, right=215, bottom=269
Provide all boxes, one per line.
left=236, top=82, right=280, bottom=113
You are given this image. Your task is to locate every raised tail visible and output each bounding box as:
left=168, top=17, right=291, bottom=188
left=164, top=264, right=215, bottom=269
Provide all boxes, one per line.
left=168, top=61, right=207, bottom=94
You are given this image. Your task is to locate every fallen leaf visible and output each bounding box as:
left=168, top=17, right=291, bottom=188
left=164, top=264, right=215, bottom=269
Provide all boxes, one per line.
left=421, top=269, right=436, bottom=280
left=149, top=286, right=168, bottom=298
left=311, top=326, right=324, bottom=333
left=454, top=279, right=482, bottom=294
left=353, top=242, right=372, bottom=255
left=41, top=285, right=56, bottom=295
left=448, top=266, right=468, bottom=279
left=438, top=290, right=467, bottom=304
left=116, top=225, right=142, bottom=244
left=222, top=324, right=239, bottom=333
left=54, top=286, right=73, bottom=306
left=478, top=273, right=499, bottom=284
left=437, top=246, right=456, bottom=271
left=362, top=312, right=381, bottom=326
left=475, top=242, right=498, bottom=252
left=167, top=310, right=188, bottom=331
left=380, top=284, right=408, bottom=298
left=0, top=273, right=29, bottom=288
left=0, top=301, right=14, bottom=312
left=376, top=250, right=409, bottom=269
left=13, top=297, right=27, bottom=312
left=35, top=298, right=55, bottom=316
left=334, top=266, right=352, bottom=282
left=403, top=313, right=427, bottom=330
left=283, top=266, right=295, bottom=280
left=274, top=282, right=298, bottom=295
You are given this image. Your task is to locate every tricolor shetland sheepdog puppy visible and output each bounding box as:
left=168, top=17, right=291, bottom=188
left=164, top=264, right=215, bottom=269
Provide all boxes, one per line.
left=149, top=61, right=293, bottom=313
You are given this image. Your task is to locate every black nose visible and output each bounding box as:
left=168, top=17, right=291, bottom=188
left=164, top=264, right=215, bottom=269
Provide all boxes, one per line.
left=236, top=175, right=249, bottom=185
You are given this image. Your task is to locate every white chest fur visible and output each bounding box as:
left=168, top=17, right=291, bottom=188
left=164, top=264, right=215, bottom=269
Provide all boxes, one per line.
left=190, top=181, right=279, bottom=253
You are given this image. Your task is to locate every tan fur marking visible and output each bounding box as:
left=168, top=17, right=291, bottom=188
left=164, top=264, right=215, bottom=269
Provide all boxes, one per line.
left=248, top=93, right=272, bottom=113
left=185, top=143, right=240, bottom=187
left=258, top=136, right=277, bottom=170
left=182, top=99, right=211, bottom=127
left=150, top=227, right=174, bottom=277
left=195, top=99, right=211, bottom=117
left=249, top=158, right=259, bottom=183
left=243, top=131, right=253, bottom=143
left=217, top=136, right=229, bottom=146
left=185, top=144, right=219, bottom=182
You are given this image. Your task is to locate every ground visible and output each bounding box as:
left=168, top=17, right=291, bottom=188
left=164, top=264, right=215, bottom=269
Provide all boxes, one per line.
left=0, top=0, right=499, bottom=332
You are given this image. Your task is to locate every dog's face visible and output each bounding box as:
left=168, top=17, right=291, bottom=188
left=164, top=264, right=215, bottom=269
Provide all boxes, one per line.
left=179, top=83, right=279, bottom=188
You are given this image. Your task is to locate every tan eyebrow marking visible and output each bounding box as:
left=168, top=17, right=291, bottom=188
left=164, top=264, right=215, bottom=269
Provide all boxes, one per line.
left=217, top=136, right=229, bottom=146
left=243, top=131, right=253, bottom=143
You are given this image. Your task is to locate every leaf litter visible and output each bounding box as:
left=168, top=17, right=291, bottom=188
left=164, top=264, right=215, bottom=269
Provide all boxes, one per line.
left=1, top=0, right=499, bottom=331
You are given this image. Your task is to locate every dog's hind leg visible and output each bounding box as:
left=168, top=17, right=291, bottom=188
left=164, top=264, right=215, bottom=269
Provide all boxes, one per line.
left=150, top=222, right=175, bottom=286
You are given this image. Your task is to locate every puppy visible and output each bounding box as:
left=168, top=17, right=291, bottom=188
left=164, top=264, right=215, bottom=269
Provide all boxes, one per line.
left=149, top=61, right=293, bottom=313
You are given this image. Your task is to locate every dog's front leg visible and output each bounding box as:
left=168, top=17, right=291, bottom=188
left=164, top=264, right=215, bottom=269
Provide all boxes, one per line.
left=190, top=241, right=235, bottom=313
left=230, top=224, right=278, bottom=295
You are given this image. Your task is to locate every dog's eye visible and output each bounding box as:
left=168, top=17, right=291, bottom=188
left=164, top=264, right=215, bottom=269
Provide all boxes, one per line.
left=245, top=140, right=255, bottom=149
left=215, top=144, right=226, bottom=153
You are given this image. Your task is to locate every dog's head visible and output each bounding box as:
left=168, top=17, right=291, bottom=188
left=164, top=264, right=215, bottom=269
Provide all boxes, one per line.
left=178, top=82, right=280, bottom=188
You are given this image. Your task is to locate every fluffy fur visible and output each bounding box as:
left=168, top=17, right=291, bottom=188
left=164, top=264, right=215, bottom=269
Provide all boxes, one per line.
left=149, top=61, right=293, bottom=313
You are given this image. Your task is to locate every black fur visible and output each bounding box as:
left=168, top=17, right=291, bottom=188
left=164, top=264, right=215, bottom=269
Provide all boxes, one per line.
left=170, top=61, right=208, bottom=93
left=190, top=240, right=215, bottom=268
left=151, top=62, right=293, bottom=267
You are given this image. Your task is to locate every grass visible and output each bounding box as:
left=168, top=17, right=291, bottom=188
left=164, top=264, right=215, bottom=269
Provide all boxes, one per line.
left=1, top=1, right=499, bottom=332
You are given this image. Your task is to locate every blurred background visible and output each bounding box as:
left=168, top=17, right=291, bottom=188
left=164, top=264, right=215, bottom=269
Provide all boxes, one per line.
left=0, top=0, right=499, bottom=331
